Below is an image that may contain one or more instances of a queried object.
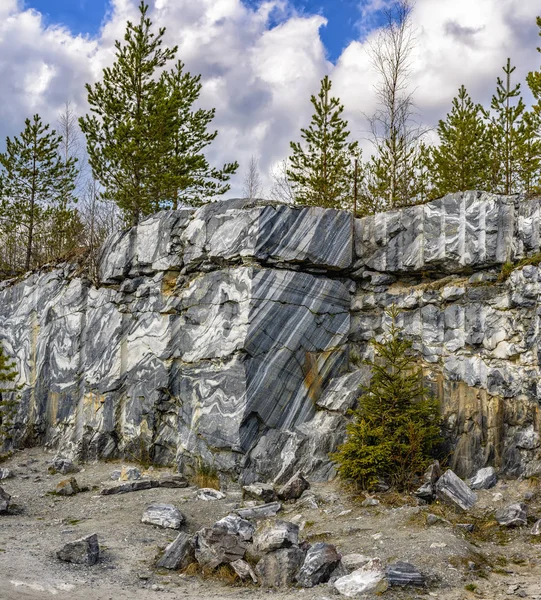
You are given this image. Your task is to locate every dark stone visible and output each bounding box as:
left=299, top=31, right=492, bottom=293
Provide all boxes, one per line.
left=57, top=533, right=99, bottom=565
left=277, top=471, right=310, bottom=501
left=50, top=457, right=80, bottom=475
left=194, top=515, right=254, bottom=568
left=386, top=561, right=425, bottom=586
left=236, top=502, right=282, bottom=520
left=435, top=470, right=477, bottom=510
left=295, top=542, right=341, bottom=588
left=156, top=532, right=195, bottom=570
left=414, top=482, right=435, bottom=502
left=256, top=547, right=306, bottom=588
left=158, top=475, right=189, bottom=489
left=242, top=482, right=277, bottom=503
left=101, top=480, right=157, bottom=495
left=0, top=486, right=10, bottom=513
left=495, top=503, right=528, bottom=527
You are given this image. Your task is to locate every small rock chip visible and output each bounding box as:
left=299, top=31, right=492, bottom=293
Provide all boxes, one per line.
left=361, top=497, right=380, bottom=507
left=435, top=470, right=477, bottom=511
left=119, top=466, right=141, bottom=481
left=0, top=486, right=10, bottom=513
left=256, top=547, right=306, bottom=588
left=386, top=561, right=425, bottom=587
left=57, top=533, right=99, bottom=565
left=236, top=501, right=282, bottom=520
left=277, top=471, right=310, bottom=501
left=296, top=542, right=342, bottom=588
left=242, top=482, right=277, bottom=503
left=142, top=504, right=185, bottom=530
left=156, top=532, right=195, bottom=570
left=253, top=520, right=299, bottom=554
left=230, top=559, right=258, bottom=583
left=531, top=519, right=541, bottom=535
left=495, top=503, right=528, bottom=527
left=110, top=469, right=121, bottom=480
left=55, top=477, right=80, bottom=496
left=196, top=488, right=226, bottom=501
left=469, top=467, right=498, bottom=490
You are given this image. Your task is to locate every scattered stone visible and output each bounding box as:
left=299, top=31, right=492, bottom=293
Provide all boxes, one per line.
left=195, top=517, right=253, bottom=568
left=256, top=547, right=306, bottom=588
left=361, top=497, right=380, bottom=507
left=158, top=474, right=189, bottom=489
left=469, top=467, right=498, bottom=490
left=142, top=504, right=185, bottom=530
left=101, top=480, right=154, bottom=495
left=277, top=471, right=310, bottom=501
left=435, top=470, right=477, bottom=510
left=429, top=542, right=447, bottom=549
left=156, top=532, right=195, bottom=570
left=242, top=482, right=277, bottom=503
left=0, top=468, right=12, bottom=480
left=492, top=492, right=504, bottom=502
left=297, top=491, right=319, bottom=510
left=334, top=559, right=386, bottom=597
left=456, top=523, right=475, bottom=533
left=0, top=486, right=10, bottom=513
left=426, top=514, right=451, bottom=527
left=57, top=533, right=99, bottom=565
left=119, top=466, right=141, bottom=481
left=296, top=542, right=342, bottom=588
left=414, top=482, right=435, bottom=502
left=230, top=559, right=258, bottom=583
left=531, top=519, right=541, bottom=535
left=253, top=520, right=299, bottom=554
left=196, top=488, right=226, bottom=501
left=337, top=510, right=352, bottom=517
left=340, top=554, right=372, bottom=571
left=55, top=477, right=80, bottom=496
left=110, top=469, right=121, bottom=480
left=424, top=461, right=442, bottom=484
left=49, top=457, right=80, bottom=475
left=495, top=503, right=528, bottom=527
left=386, top=561, right=425, bottom=587
left=214, top=515, right=255, bottom=541
left=236, top=502, right=282, bottom=520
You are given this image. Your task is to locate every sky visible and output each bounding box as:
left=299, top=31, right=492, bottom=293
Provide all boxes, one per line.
left=1, top=0, right=540, bottom=197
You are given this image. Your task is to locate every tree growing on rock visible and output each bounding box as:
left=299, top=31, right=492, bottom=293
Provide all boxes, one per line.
left=333, top=306, right=441, bottom=491
left=80, top=1, right=237, bottom=225
left=0, top=342, right=18, bottom=447
left=527, top=16, right=541, bottom=123
left=287, top=75, right=361, bottom=210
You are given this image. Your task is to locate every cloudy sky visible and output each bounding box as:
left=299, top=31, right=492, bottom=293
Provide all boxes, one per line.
left=0, top=0, right=540, bottom=197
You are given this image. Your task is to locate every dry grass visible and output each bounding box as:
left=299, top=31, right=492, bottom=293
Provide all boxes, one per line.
left=190, top=459, right=220, bottom=490
left=181, top=562, right=240, bottom=585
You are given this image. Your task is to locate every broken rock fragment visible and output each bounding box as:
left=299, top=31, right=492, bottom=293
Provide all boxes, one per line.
left=334, top=558, right=386, bottom=597
left=435, top=470, right=477, bottom=510
left=156, top=532, right=195, bottom=570
left=57, top=533, right=99, bottom=565
left=495, top=503, right=528, bottom=527
left=255, top=547, right=306, bottom=588
left=277, top=471, right=310, bottom=501
left=142, top=504, right=185, bottom=530
left=469, top=466, right=498, bottom=490
left=236, top=501, right=282, bottom=520
left=242, top=482, right=277, bottom=503
left=55, top=477, right=80, bottom=496
left=0, top=486, right=10, bottom=513
left=295, top=542, right=341, bottom=588
left=386, top=561, right=425, bottom=586
left=253, top=520, right=299, bottom=554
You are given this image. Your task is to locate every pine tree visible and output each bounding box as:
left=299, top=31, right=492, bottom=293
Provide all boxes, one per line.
left=332, top=306, right=441, bottom=491
left=80, top=2, right=237, bottom=224
left=0, top=114, right=78, bottom=271
left=527, top=17, right=541, bottom=121
left=0, top=343, right=18, bottom=447
left=483, top=58, right=540, bottom=195
left=287, top=75, right=361, bottom=210
left=429, top=85, right=492, bottom=197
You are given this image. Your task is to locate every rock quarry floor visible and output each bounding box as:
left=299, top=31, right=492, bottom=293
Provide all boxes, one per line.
left=1, top=449, right=541, bottom=600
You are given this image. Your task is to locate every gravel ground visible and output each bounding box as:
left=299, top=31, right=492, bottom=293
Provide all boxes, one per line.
left=1, top=448, right=541, bottom=600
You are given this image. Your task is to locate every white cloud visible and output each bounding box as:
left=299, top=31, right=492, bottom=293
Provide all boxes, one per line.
left=0, top=0, right=539, bottom=197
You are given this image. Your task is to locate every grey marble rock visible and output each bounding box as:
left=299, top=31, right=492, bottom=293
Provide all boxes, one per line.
left=277, top=471, right=310, bottom=501
left=255, top=547, right=306, bottom=588
left=141, top=504, right=185, bottom=529
left=333, top=559, right=385, bottom=597
left=414, top=483, right=435, bottom=502
left=424, top=461, right=442, bottom=484
left=385, top=561, right=425, bottom=587
left=242, top=482, right=277, bottom=503
left=214, top=515, right=254, bottom=542
left=57, top=533, right=99, bottom=566
left=530, top=519, right=541, bottom=535
left=197, top=488, right=226, bottom=501
left=50, top=457, right=79, bottom=475
left=0, top=486, right=10, bottom=512
left=101, top=480, right=156, bottom=495
left=54, top=477, right=80, bottom=496
left=495, top=503, right=528, bottom=527
left=469, top=467, right=498, bottom=490
left=0, top=468, right=12, bottom=480
left=195, top=518, right=251, bottom=569
left=435, top=470, right=477, bottom=510
left=158, top=475, right=189, bottom=489
left=230, top=558, right=258, bottom=583
left=296, top=542, right=342, bottom=588
left=253, top=520, right=299, bottom=554
left=236, top=502, right=282, bottom=520
left=156, top=532, right=195, bottom=570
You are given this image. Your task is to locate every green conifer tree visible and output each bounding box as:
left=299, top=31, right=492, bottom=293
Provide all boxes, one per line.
left=0, top=343, right=18, bottom=447
left=483, top=58, right=540, bottom=195
left=0, top=115, right=78, bottom=271
left=332, top=306, right=441, bottom=491
left=527, top=17, right=541, bottom=120
left=428, top=85, right=492, bottom=198
left=287, top=76, right=361, bottom=210
left=80, top=2, right=237, bottom=225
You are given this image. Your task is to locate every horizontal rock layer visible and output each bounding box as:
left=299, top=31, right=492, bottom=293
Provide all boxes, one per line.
left=1, top=193, right=541, bottom=480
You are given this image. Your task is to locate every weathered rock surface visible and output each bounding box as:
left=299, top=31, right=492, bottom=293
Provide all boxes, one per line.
left=253, top=520, right=299, bottom=554
left=470, top=466, right=498, bottom=490
left=255, top=547, right=305, bottom=588
left=386, top=561, right=425, bottom=586
left=0, top=486, right=10, bottom=512
left=495, top=503, right=528, bottom=527
left=295, top=542, right=341, bottom=587
left=119, top=466, right=141, bottom=481
left=435, top=470, right=477, bottom=510
left=141, top=504, right=184, bottom=529
left=194, top=515, right=253, bottom=568
left=3, top=193, right=541, bottom=480
left=156, top=532, right=195, bottom=570
left=57, top=533, right=99, bottom=565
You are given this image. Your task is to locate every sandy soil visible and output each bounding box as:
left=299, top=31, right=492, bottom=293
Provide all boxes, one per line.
left=1, top=448, right=541, bottom=600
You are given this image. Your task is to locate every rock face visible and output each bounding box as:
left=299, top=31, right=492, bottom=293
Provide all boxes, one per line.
left=2, top=193, right=541, bottom=480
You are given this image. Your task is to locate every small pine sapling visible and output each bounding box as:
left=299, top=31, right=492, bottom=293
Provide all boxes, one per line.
left=0, top=343, right=19, bottom=447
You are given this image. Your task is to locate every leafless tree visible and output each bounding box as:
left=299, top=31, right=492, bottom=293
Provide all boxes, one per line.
left=270, top=159, right=295, bottom=204
left=242, top=156, right=263, bottom=199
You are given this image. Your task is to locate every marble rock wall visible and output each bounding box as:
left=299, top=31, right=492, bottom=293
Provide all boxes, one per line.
left=1, top=193, right=541, bottom=481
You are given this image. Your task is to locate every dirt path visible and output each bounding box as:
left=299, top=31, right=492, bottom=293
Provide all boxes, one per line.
left=1, top=448, right=541, bottom=599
